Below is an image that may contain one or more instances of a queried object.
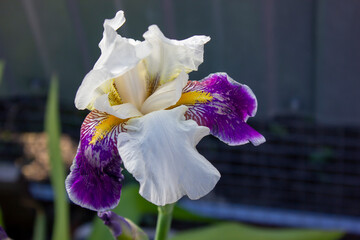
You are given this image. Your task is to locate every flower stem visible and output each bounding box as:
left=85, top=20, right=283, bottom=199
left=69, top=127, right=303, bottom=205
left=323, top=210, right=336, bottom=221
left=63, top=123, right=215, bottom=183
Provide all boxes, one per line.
left=154, top=203, right=175, bottom=240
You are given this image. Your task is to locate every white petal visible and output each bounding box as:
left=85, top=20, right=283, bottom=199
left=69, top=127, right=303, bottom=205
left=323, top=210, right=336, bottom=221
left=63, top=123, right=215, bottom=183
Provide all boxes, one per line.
left=95, top=11, right=151, bottom=71
left=143, top=25, right=210, bottom=88
left=75, top=11, right=151, bottom=110
left=114, top=61, right=148, bottom=109
left=75, top=69, right=112, bottom=110
left=140, top=71, right=188, bottom=114
left=117, top=106, right=220, bottom=206
left=93, top=94, right=143, bottom=119
left=97, top=11, right=126, bottom=53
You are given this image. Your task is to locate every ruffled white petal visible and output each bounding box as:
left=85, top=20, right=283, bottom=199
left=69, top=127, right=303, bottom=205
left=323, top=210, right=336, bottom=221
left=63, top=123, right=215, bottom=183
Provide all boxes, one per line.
left=143, top=25, right=210, bottom=88
left=140, top=71, right=188, bottom=114
left=94, top=11, right=151, bottom=72
left=117, top=106, right=220, bottom=206
left=93, top=94, right=143, bottom=119
left=75, top=11, right=151, bottom=110
left=75, top=69, right=112, bottom=110
left=97, top=11, right=126, bottom=54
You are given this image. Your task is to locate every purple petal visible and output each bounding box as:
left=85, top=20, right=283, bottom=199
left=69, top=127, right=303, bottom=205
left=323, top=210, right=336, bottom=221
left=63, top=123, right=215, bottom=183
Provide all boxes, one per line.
left=98, top=211, right=148, bottom=239
left=0, top=226, right=9, bottom=240
left=180, top=73, right=265, bottom=146
left=66, top=110, right=126, bottom=211
left=98, top=211, right=125, bottom=237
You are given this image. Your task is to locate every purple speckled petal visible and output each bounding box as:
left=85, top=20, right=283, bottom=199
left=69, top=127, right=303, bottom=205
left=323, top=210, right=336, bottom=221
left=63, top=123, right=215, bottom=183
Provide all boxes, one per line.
left=65, top=110, right=125, bottom=211
left=98, top=211, right=148, bottom=239
left=180, top=73, right=265, bottom=146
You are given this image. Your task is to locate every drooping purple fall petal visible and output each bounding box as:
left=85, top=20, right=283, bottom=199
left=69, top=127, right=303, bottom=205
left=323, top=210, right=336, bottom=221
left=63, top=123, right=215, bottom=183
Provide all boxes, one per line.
left=176, top=73, right=265, bottom=146
left=65, top=110, right=126, bottom=211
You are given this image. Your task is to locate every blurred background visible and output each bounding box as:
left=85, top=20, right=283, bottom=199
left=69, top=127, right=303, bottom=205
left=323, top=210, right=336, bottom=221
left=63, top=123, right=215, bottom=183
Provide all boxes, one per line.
left=0, top=0, right=359, bottom=239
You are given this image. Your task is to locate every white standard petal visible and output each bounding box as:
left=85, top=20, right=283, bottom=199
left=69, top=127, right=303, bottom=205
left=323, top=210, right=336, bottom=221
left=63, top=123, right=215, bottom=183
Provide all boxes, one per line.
left=140, top=71, right=188, bottom=114
left=75, top=69, right=112, bottom=110
left=95, top=11, right=151, bottom=72
left=143, top=25, right=210, bottom=89
left=114, top=61, right=148, bottom=109
left=75, top=11, right=151, bottom=110
left=97, top=11, right=126, bottom=52
left=93, top=94, right=143, bottom=119
left=117, top=106, right=220, bottom=206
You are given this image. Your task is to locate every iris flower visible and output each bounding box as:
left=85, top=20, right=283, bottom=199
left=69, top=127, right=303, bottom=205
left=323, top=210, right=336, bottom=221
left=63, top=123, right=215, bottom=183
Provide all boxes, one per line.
left=65, top=11, right=265, bottom=211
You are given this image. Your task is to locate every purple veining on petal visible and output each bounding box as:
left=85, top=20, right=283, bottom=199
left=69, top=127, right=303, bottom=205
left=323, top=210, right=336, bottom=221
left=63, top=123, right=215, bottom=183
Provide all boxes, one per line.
left=182, top=73, right=265, bottom=146
left=65, top=110, right=125, bottom=211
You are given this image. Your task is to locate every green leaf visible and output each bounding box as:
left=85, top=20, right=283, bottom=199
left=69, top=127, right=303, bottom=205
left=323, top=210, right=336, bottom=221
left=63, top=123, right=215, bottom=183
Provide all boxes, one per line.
left=45, top=75, right=70, bottom=240
left=170, top=222, right=344, bottom=240
left=32, top=209, right=46, bottom=240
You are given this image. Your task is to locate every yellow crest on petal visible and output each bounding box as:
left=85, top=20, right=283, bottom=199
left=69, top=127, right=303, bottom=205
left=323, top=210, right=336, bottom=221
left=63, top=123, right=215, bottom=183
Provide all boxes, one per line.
left=90, top=115, right=127, bottom=145
left=169, top=90, right=213, bottom=109
left=108, top=80, right=123, bottom=106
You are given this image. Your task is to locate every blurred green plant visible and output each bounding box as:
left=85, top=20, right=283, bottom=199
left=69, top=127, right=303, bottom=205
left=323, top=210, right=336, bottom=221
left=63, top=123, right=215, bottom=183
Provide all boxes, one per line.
left=32, top=209, right=46, bottom=240
left=310, top=147, right=334, bottom=164
left=90, top=217, right=114, bottom=240
left=114, top=185, right=214, bottom=225
left=0, top=60, right=5, bottom=86
left=170, top=222, right=344, bottom=240
left=0, top=206, right=3, bottom=228
left=269, top=122, right=288, bottom=137
left=90, top=185, right=344, bottom=240
left=45, top=75, right=70, bottom=240
left=90, top=184, right=215, bottom=240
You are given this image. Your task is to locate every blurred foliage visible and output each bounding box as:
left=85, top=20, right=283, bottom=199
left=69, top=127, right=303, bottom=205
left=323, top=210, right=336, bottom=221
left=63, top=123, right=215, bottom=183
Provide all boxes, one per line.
left=90, top=184, right=215, bottom=240
left=170, top=222, right=344, bottom=240
left=310, top=147, right=334, bottom=164
left=117, top=217, right=148, bottom=240
left=113, top=185, right=214, bottom=224
left=269, top=122, right=288, bottom=137
left=45, top=75, right=70, bottom=240
left=90, top=184, right=343, bottom=240
left=0, top=206, right=3, bottom=228
left=90, top=215, right=148, bottom=240
left=0, top=60, right=4, bottom=86
left=89, top=217, right=114, bottom=240
left=32, top=209, right=46, bottom=240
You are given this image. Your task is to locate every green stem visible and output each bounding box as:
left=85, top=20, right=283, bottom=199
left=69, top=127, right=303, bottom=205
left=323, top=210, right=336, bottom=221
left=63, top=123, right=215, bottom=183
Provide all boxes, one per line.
left=154, top=203, right=175, bottom=240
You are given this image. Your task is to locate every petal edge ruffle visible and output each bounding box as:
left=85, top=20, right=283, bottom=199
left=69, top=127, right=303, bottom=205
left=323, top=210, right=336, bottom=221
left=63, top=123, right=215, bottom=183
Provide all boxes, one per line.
left=143, top=25, right=210, bottom=94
